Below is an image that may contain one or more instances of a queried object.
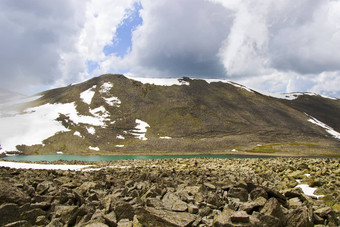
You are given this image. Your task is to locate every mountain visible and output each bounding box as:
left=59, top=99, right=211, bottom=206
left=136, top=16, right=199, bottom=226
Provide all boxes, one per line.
left=0, top=74, right=339, bottom=156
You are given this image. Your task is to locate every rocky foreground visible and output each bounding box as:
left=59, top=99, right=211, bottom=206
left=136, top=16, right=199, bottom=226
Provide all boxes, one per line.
left=0, top=158, right=339, bottom=227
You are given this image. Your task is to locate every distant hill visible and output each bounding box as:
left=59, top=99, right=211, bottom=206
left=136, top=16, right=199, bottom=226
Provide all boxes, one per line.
left=0, top=74, right=339, bottom=156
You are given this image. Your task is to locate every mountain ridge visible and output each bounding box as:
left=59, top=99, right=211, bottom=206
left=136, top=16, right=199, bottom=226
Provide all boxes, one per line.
left=0, top=74, right=339, bottom=156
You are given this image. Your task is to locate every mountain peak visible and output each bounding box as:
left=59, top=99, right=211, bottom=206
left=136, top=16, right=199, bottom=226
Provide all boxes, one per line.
left=0, top=74, right=339, bottom=156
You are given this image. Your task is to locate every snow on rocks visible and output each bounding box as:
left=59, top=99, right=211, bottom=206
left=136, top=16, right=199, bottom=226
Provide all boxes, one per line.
left=131, top=119, right=150, bottom=141
left=73, top=131, right=82, bottom=137
left=103, top=96, right=121, bottom=107
left=86, top=126, right=96, bottom=135
left=307, top=115, right=340, bottom=140
left=295, top=180, right=324, bottom=199
left=99, top=82, right=113, bottom=94
left=89, top=106, right=110, bottom=122
left=80, top=85, right=96, bottom=105
left=116, top=135, right=125, bottom=139
left=0, top=161, right=92, bottom=171
left=89, top=146, right=100, bottom=151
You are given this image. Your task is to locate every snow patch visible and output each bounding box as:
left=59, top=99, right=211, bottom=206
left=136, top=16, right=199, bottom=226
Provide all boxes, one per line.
left=295, top=180, right=324, bottom=198
left=115, top=145, right=124, bottom=148
left=89, top=146, right=100, bottom=151
left=56, top=151, right=63, bottom=154
left=0, top=103, right=72, bottom=152
left=86, top=126, right=96, bottom=135
left=89, top=106, right=110, bottom=123
left=307, top=115, right=340, bottom=140
left=73, top=131, right=82, bottom=137
left=80, top=85, right=96, bottom=105
left=160, top=136, right=172, bottom=139
left=0, top=161, right=92, bottom=171
left=116, top=135, right=125, bottom=139
left=131, top=119, right=150, bottom=141
left=103, top=96, right=121, bottom=107
left=99, top=82, right=113, bottom=94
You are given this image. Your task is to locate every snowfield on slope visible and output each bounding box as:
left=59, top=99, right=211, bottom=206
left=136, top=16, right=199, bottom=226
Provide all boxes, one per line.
left=0, top=102, right=111, bottom=153
left=80, top=85, right=96, bottom=104
left=307, top=116, right=340, bottom=140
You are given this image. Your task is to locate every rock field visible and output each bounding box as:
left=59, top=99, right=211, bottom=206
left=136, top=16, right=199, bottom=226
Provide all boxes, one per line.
left=0, top=157, right=339, bottom=226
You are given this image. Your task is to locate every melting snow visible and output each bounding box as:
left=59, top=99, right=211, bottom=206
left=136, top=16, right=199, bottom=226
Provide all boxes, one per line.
left=80, top=85, right=96, bottom=105
left=131, top=119, right=150, bottom=141
left=115, top=145, right=124, bottom=148
left=73, top=131, right=82, bottom=137
left=99, top=82, right=113, bottom=94
left=307, top=116, right=340, bottom=140
left=103, top=97, right=121, bottom=107
left=86, top=126, right=96, bottom=135
left=0, top=161, right=92, bottom=171
left=89, top=106, right=110, bottom=120
left=89, top=146, right=100, bottom=151
left=295, top=179, right=324, bottom=198
left=56, top=151, right=63, bottom=154
left=160, top=136, right=172, bottom=139
left=116, top=135, right=125, bottom=139
left=0, top=103, right=71, bottom=152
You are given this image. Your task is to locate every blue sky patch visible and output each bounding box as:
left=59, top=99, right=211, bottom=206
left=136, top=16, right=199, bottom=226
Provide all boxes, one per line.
left=103, top=2, right=143, bottom=58
left=86, top=60, right=99, bottom=74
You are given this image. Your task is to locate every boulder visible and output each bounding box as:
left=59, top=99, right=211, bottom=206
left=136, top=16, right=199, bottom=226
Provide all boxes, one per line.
left=204, top=182, right=216, bottom=190
left=21, top=208, right=46, bottom=224
left=0, top=181, right=30, bottom=205
left=53, top=205, right=78, bottom=225
left=4, top=220, right=29, bottom=227
left=0, top=203, right=21, bottom=226
left=250, top=187, right=268, bottom=200
left=162, top=192, right=188, bottom=212
left=136, top=207, right=197, bottom=227
left=230, top=211, right=250, bottom=223
left=227, top=187, right=248, bottom=202
left=260, top=198, right=285, bottom=225
left=286, top=206, right=313, bottom=227
left=288, top=197, right=303, bottom=209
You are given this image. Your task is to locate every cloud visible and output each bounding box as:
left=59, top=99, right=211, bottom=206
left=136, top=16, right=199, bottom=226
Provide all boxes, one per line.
left=1, top=0, right=340, bottom=97
left=125, top=0, right=233, bottom=78
left=0, top=0, right=87, bottom=92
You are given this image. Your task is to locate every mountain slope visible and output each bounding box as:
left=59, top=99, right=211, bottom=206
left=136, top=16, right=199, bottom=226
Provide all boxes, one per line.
left=1, top=74, right=339, bottom=156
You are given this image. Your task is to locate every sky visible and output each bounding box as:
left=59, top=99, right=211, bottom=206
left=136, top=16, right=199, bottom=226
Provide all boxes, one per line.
left=0, top=0, right=340, bottom=98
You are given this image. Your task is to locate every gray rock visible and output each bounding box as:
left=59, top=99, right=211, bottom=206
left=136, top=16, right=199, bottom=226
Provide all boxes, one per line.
left=54, top=205, right=78, bottom=225
left=0, top=181, right=30, bottom=205
left=286, top=206, right=313, bottom=227
left=162, top=192, right=188, bottom=212
left=250, top=187, right=268, bottom=200
left=188, top=204, right=199, bottom=214
left=4, top=220, right=29, bottom=227
left=314, top=207, right=332, bottom=218
left=227, top=187, right=248, bottom=202
left=21, top=208, right=46, bottom=224
left=260, top=198, right=285, bottom=225
left=204, top=182, right=216, bottom=190
left=136, top=207, right=197, bottom=227
left=213, top=207, right=234, bottom=227
left=288, top=197, right=303, bottom=209
left=0, top=203, right=21, bottom=226
left=198, top=207, right=212, bottom=217
left=145, top=197, right=164, bottom=209
left=230, top=211, right=250, bottom=223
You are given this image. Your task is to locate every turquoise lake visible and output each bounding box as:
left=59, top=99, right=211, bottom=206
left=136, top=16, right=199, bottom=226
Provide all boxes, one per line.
left=3, top=154, right=275, bottom=162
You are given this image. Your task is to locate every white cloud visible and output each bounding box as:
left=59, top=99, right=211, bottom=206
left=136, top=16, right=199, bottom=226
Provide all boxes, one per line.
left=0, top=0, right=340, bottom=97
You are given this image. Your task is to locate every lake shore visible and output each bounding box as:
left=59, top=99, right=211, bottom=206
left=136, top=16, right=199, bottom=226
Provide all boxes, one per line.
left=0, top=157, right=339, bottom=226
